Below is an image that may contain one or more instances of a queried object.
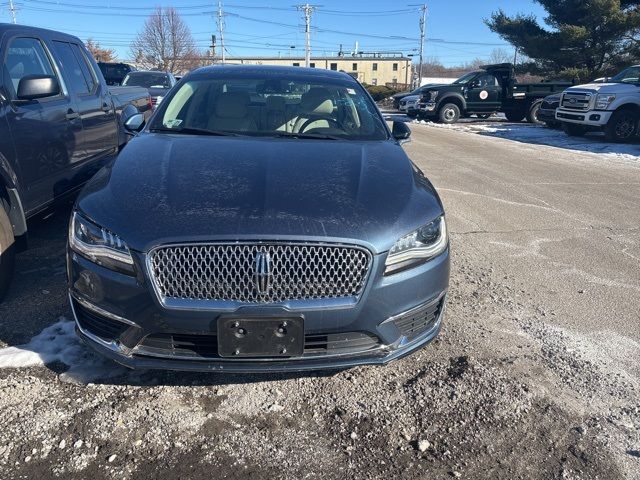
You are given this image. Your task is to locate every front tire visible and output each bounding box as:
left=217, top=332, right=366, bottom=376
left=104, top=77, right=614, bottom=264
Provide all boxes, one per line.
left=527, top=101, right=543, bottom=124
left=438, top=103, right=461, bottom=124
left=605, top=109, right=639, bottom=143
left=0, top=201, right=15, bottom=302
left=562, top=122, right=586, bottom=137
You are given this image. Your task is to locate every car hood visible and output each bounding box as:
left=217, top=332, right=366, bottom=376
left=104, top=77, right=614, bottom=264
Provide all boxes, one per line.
left=77, top=133, right=444, bottom=254
left=565, top=82, right=640, bottom=94
left=402, top=95, right=420, bottom=102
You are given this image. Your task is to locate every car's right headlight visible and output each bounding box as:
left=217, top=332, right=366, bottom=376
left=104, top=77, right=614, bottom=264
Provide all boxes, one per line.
left=595, top=94, right=615, bottom=110
left=428, top=91, right=439, bottom=101
left=69, top=212, right=135, bottom=275
left=385, top=216, right=448, bottom=275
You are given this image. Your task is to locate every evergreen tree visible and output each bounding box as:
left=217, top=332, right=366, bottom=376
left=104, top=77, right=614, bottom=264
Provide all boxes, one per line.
left=486, top=0, right=640, bottom=82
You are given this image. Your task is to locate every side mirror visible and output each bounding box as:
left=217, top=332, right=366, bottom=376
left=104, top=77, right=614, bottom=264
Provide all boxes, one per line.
left=392, top=121, right=411, bottom=144
left=16, top=75, right=60, bottom=100
left=124, top=113, right=145, bottom=134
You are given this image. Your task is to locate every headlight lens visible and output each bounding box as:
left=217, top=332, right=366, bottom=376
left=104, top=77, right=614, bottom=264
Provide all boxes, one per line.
left=429, top=91, right=438, bottom=101
left=69, top=212, right=135, bottom=274
left=385, top=216, right=447, bottom=274
left=595, top=94, right=615, bottom=109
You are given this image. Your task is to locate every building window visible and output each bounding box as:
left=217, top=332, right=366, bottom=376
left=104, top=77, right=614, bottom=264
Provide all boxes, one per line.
left=292, top=62, right=300, bottom=67
left=330, top=63, right=337, bottom=70
left=352, top=63, right=357, bottom=71
left=392, top=63, right=398, bottom=71
left=372, top=78, right=377, bottom=85
left=310, top=62, right=315, bottom=68
left=372, top=63, right=378, bottom=71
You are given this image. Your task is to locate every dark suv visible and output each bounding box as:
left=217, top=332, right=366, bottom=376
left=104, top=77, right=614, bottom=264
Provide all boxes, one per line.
left=68, top=65, right=450, bottom=372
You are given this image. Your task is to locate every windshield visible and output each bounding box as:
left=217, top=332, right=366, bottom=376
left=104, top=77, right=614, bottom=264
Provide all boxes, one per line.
left=453, top=71, right=479, bottom=85
left=123, top=72, right=171, bottom=88
left=149, top=74, right=389, bottom=141
left=609, top=66, right=640, bottom=84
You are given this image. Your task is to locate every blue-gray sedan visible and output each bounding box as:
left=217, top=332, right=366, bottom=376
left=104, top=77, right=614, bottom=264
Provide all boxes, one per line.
left=67, top=65, right=450, bottom=372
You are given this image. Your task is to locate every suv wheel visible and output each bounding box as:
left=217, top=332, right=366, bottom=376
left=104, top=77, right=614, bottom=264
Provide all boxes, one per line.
left=562, top=122, right=586, bottom=137
left=0, top=201, right=15, bottom=302
left=527, top=101, right=543, bottom=124
left=438, top=103, right=460, bottom=124
left=605, top=109, right=638, bottom=143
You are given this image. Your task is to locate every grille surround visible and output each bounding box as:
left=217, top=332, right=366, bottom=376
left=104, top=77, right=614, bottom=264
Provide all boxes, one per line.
left=561, top=92, right=592, bottom=111
left=147, top=242, right=373, bottom=307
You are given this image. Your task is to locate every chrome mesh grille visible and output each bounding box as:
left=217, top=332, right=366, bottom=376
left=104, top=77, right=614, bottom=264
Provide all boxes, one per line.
left=148, top=243, right=372, bottom=304
left=561, top=92, right=592, bottom=111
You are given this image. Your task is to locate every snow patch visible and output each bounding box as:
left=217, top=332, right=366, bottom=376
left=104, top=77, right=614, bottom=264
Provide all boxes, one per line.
left=0, top=318, right=126, bottom=383
left=413, top=119, right=640, bottom=163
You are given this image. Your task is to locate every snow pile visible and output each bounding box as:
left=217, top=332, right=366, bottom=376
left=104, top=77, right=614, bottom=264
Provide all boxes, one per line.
left=413, top=119, right=640, bottom=163
left=0, top=319, right=126, bottom=383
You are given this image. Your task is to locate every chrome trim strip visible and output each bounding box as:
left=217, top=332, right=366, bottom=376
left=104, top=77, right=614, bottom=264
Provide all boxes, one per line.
left=70, top=291, right=139, bottom=327
left=144, top=240, right=374, bottom=311
left=69, top=293, right=133, bottom=357
left=380, top=290, right=446, bottom=326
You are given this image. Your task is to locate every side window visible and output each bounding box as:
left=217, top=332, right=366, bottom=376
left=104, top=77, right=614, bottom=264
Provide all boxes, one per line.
left=52, top=41, right=90, bottom=94
left=70, top=43, right=97, bottom=92
left=476, top=74, right=499, bottom=88
left=2, top=37, right=57, bottom=98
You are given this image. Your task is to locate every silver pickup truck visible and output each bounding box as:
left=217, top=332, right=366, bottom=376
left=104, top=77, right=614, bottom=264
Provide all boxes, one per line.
left=0, top=23, right=152, bottom=299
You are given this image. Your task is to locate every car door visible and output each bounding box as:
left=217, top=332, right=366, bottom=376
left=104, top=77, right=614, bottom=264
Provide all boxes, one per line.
left=51, top=40, right=117, bottom=162
left=1, top=34, right=83, bottom=213
left=465, top=73, right=502, bottom=112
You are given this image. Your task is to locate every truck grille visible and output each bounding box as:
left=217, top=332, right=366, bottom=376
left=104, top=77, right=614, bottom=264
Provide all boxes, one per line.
left=148, top=243, right=372, bottom=305
left=561, top=92, right=592, bottom=111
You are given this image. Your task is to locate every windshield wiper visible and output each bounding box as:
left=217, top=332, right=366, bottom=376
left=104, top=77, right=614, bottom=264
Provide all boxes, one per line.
left=267, top=132, right=343, bottom=140
left=150, top=126, right=242, bottom=136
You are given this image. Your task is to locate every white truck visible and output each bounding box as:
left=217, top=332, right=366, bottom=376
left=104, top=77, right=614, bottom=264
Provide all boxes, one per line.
left=556, top=65, right=640, bottom=142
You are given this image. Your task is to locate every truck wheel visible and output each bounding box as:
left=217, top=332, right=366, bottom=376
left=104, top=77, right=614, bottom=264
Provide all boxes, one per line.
left=505, top=111, right=526, bottom=122
left=527, top=101, right=544, bottom=124
left=0, top=201, right=15, bottom=302
left=605, top=109, right=638, bottom=143
left=562, top=122, right=586, bottom=137
left=438, top=103, right=460, bottom=124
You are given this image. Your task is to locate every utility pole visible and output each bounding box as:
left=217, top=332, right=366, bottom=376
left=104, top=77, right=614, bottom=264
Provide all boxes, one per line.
left=211, top=35, right=217, bottom=64
left=217, top=1, right=225, bottom=62
left=8, top=0, right=17, bottom=24
left=417, top=4, right=427, bottom=88
left=296, top=4, right=317, bottom=67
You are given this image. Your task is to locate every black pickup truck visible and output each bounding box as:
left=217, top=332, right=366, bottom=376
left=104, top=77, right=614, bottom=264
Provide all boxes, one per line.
left=417, top=63, right=571, bottom=124
left=0, top=23, right=152, bottom=299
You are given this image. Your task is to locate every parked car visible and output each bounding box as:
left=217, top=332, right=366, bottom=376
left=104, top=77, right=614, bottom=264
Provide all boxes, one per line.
left=417, top=63, right=571, bottom=124
left=97, top=62, right=136, bottom=86
left=122, top=70, right=177, bottom=109
left=556, top=65, right=640, bottom=142
left=67, top=65, right=450, bottom=372
left=392, top=84, right=440, bottom=109
left=538, top=93, right=562, bottom=128
left=0, top=23, right=152, bottom=299
left=399, top=94, right=420, bottom=117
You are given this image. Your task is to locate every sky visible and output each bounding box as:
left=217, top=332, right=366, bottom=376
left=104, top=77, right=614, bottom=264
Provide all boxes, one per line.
left=0, top=0, right=548, bottom=66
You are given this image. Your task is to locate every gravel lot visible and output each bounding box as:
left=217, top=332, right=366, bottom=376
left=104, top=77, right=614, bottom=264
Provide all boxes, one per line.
left=0, top=120, right=638, bottom=479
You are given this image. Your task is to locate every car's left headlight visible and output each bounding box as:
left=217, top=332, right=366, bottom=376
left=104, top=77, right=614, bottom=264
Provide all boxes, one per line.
left=385, top=216, right=448, bottom=275
left=69, top=212, right=135, bottom=274
left=595, top=94, right=615, bottom=110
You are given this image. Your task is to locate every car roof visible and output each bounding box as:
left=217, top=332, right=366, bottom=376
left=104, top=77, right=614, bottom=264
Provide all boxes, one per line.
left=188, top=64, right=358, bottom=82
left=0, top=22, right=81, bottom=43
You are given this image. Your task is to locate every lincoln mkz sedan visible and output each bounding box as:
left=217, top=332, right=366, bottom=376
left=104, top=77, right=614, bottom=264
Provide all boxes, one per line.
left=67, top=65, right=450, bottom=372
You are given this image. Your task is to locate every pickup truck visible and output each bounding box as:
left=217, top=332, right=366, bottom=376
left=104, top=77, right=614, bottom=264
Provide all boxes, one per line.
left=556, top=65, right=640, bottom=142
left=417, top=63, right=571, bottom=124
left=0, top=23, right=152, bottom=300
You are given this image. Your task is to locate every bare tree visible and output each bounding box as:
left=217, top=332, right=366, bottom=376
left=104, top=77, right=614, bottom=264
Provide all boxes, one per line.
left=488, top=47, right=512, bottom=65
left=85, top=39, right=117, bottom=62
left=130, top=7, right=205, bottom=74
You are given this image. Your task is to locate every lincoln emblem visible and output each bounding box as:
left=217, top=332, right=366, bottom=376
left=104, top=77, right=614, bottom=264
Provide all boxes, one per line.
left=254, top=251, right=272, bottom=294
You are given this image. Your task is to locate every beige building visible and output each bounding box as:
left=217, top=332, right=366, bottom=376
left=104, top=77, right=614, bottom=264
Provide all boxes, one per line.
left=224, top=54, right=412, bottom=87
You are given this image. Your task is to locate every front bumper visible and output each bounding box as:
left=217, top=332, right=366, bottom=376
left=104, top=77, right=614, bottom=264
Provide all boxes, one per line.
left=418, top=102, right=436, bottom=114
left=556, top=108, right=612, bottom=127
left=537, top=108, right=558, bottom=123
left=68, top=246, right=450, bottom=373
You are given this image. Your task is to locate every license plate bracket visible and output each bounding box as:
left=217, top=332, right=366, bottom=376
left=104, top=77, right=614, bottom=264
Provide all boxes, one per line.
left=217, top=316, right=304, bottom=358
